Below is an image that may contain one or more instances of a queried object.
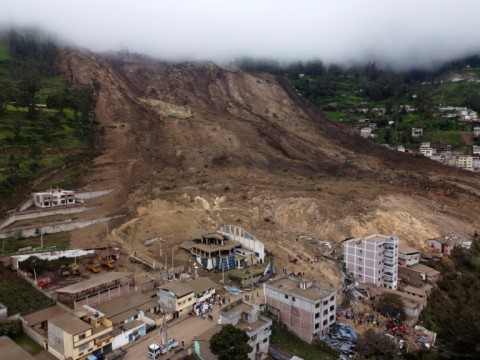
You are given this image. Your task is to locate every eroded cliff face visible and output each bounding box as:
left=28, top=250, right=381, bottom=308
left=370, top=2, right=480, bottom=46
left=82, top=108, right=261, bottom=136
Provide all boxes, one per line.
left=57, top=48, right=480, bottom=285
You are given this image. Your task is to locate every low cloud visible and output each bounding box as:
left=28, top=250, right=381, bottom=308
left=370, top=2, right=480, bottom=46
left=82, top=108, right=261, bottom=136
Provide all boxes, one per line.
left=2, top=0, right=480, bottom=69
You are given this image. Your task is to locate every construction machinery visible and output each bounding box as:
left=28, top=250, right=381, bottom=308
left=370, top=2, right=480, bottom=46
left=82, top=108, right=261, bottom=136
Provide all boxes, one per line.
left=68, top=263, right=81, bottom=275
left=99, top=258, right=116, bottom=270
left=86, top=260, right=103, bottom=273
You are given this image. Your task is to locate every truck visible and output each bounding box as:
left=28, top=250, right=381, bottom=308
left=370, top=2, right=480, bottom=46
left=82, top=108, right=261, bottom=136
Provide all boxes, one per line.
left=86, top=261, right=103, bottom=273
left=99, top=258, right=116, bottom=270
left=148, top=339, right=179, bottom=358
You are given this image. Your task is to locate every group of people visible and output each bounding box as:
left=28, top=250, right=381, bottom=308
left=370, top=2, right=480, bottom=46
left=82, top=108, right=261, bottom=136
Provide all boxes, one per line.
left=348, top=310, right=381, bottom=328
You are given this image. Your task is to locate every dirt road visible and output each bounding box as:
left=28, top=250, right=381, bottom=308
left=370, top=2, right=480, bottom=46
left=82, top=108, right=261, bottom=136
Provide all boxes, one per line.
left=123, top=288, right=264, bottom=359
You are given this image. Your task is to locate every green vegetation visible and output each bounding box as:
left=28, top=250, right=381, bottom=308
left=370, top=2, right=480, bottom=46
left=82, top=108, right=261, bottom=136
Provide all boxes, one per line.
left=0, top=319, right=21, bottom=335
left=0, top=265, right=54, bottom=315
left=210, top=324, right=252, bottom=360
left=0, top=28, right=98, bottom=214
left=1, top=232, right=70, bottom=255
left=270, top=321, right=339, bottom=360
left=0, top=44, right=10, bottom=60
left=237, top=56, right=480, bottom=152
left=417, top=234, right=480, bottom=358
left=10, top=332, right=44, bottom=355
left=19, top=255, right=73, bottom=276
left=356, top=329, right=397, bottom=360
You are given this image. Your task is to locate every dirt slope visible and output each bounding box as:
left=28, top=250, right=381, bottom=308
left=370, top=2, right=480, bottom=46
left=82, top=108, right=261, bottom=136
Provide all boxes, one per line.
left=56, top=48, right=480, bottom=285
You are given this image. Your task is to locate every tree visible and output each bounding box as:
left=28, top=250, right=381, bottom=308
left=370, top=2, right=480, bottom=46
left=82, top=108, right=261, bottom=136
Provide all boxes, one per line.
left=377, top=293, right=406, bottom=320
left=210, top=324, right=252, bottom=360
left=356, top=329, right=396, bottom=359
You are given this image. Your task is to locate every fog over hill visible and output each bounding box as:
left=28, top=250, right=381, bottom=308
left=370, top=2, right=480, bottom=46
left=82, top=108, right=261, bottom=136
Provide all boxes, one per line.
left=2, top=0, right=480, bottom=69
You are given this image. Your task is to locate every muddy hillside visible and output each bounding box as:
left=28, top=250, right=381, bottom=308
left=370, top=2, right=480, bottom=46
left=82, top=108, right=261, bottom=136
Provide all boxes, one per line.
left=56, top=48, right=480, bottom=284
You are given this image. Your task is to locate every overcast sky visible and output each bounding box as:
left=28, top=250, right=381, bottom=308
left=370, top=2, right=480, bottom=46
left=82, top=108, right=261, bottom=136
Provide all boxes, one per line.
left=2, top=0, right=480, bottom=69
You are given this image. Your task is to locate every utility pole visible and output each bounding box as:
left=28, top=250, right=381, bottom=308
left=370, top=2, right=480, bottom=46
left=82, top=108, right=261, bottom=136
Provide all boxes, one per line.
left=222, top=262, right=225, bottom=284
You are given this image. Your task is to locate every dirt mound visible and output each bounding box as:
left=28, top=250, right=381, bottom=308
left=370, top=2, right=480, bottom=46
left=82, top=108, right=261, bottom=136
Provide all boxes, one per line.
left=55, top=48, right=480, bottom=281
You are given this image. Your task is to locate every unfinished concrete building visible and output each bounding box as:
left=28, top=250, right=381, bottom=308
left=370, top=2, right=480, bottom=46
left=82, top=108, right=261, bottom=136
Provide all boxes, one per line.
left=265, top=275, right=336, bottom=343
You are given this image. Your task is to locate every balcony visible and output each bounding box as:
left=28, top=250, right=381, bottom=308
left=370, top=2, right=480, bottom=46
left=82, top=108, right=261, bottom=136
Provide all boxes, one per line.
left=384, top=259, right=395, bottom=267
left=383, top=275, right=395, bottom=283
left=384, top=250, right=395, bottom=258
left=94, top=334, right=113, bottom=346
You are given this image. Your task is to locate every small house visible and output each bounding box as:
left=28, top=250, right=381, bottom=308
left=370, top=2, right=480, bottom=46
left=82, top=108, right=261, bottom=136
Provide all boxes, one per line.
left=427, top=237, right=453, bottom=255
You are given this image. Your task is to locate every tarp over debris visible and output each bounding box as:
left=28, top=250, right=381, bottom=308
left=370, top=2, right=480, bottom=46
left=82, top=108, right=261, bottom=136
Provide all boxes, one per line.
left=325, top=322, right=357, bottom=356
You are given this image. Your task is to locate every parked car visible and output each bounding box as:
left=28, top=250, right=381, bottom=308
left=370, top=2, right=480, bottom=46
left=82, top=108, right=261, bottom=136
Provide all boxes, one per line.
left=37, top=278, right=53, bottom=287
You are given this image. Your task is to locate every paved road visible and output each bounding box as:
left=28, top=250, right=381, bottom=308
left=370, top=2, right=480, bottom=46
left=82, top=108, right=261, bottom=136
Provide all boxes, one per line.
left=124, top=287, right=265, bottom=359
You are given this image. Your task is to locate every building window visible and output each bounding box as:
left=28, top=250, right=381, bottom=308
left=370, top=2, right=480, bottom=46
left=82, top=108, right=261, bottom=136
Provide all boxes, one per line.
left=251, top=334, right=257, bottom=341
left=323, top=300, right=328, bottom=305
left=358, top=266, right=362, bottom=270
left=79, top=343, right=89, bottom=352
left=315, top=323, right=320, bottom=329
left=330, top=315, right=334, bottom=321
left=330, top=296, right=334, bottom=301
left=285, top=295, right=289, bottom=299
left=292, top=297, right=296, bottom=302
left=359, top=250, right=363, bottom=253
left=323, top=309, right=328, bottom=315
left=330, top=305, right=334, bottom=311
left=315, top=303, right=320, bottom=308
left=323, top=319, right=328, bottom=326
left=315, top=313, right=320, bottom=318
left=263, top=338, right=268, bottom=343
left=78, top=333, right=86, bottom=340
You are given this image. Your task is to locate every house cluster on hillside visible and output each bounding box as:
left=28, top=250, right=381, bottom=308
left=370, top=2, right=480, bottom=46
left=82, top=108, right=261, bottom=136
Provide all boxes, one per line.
left=394, top=125, right=480, bottom=171
left=4, top=225, right=454, bottom=360
left=343, top=234, right=445, bottom=324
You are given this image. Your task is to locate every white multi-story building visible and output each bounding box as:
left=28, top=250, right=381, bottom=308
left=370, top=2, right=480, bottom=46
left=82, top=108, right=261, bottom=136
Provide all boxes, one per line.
left=264, top=275, right=336, bottom=343
left=33, top=189, right=76, bottom=208
left=219, top=300, right=272, bottom=360
left=343, top=234, right=399, bottom=290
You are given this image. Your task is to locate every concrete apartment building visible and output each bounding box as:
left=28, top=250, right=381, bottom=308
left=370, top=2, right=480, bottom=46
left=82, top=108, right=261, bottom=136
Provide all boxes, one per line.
left=264, top=275, right=336, bottom=344
left=33, top=189, right=76, bottom=208
left=48, top=305, right=113, bottom=360
left=343, top=234, right=399, bottom=290
left=219, top=299, right=272, bottom=360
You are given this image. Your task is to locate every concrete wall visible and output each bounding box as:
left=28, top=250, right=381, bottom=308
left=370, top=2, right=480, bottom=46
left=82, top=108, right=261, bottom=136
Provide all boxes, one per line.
left=21, top=318, right=48, bottom=349
left=112, top=323, right=146, bottom=350
left=0, top=205, right=90, bottom=230
left=0, top=215, right=124, bottom=240
left=75, top=190, right=113, bottom=200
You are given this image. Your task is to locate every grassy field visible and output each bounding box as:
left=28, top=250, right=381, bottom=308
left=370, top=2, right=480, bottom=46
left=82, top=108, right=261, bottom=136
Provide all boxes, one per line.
left=1, top=232, right=70, bottom=254
left=270, top=321, right=339, bottom=360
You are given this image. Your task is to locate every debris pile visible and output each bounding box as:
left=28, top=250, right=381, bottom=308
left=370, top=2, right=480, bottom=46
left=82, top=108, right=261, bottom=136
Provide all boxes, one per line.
left=414, top=325, right=436, bottom=349
left=325, top=322, right=357, bottom=357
